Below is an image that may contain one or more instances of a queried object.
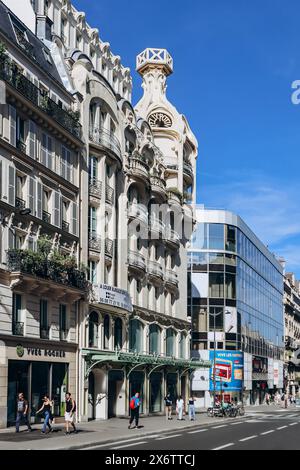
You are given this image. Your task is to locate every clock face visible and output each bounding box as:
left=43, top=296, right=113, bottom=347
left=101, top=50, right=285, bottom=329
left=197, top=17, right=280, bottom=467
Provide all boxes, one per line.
left=149, top=112, right=172, bottom=129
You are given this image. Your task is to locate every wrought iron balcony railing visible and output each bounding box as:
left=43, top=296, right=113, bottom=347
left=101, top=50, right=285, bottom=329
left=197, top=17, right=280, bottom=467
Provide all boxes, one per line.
left=128, top=250, right=147, bottom=272
left=42, top=210, right=51, bottom=224
left=105, top=238, right=114, bottom=258
left=62, top=220, right=70, bottom=233
left=105, top=185, right=115, bottom=205
left=89, top=127, right=121, bottom=159
left=16, top=139, right=26, bottom=153
left=89, top=234, right=102, bottom=252
left=6, top=250, right=88, bottom=291
left=89, top=178, right=102, bottom=199
left=15, top=197, right=26, bottom=210
left=12, top=321, right=24, bottom=337
left=0, top=57, right=81, bottom=139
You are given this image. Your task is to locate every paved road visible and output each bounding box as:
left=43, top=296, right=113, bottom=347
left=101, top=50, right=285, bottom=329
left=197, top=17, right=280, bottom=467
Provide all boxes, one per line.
left=83, top=410, right=300, bottom=451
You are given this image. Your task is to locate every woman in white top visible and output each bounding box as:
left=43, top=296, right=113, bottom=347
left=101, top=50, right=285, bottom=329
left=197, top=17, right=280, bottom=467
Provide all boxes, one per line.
left=176, top=396, right=184, bottom=420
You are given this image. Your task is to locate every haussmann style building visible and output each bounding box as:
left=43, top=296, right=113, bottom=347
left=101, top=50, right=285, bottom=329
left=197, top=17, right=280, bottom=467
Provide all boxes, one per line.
left=0, top=0, right=209, bottom=427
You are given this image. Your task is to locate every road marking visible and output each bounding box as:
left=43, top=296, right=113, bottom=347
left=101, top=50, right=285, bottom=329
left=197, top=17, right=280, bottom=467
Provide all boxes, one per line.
left=188, top=429, right=208, bottom=434
left=277, top=426, right=288, bottom=430
left=230, top=422, right=244, bottom=426
left=212, top=425, right=228, bottom=429
left=290, top=423, right=298, bottom=426
left=213, top=443, right=235, bottom=450
left=261, top=430, right=275, bottom=435
left=113, top=442, right=147, bottom=450
left=239, top=435, right=257, bottom=442
left=83, top=435, right=160, bottom=450
left=156, top=434, right=182, bottom=441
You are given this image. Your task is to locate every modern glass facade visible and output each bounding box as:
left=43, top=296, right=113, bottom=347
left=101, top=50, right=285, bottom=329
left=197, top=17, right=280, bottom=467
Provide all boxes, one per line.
left=189, top=219, right=284, bottom=358
left=189, top=210, right=284, bottom=404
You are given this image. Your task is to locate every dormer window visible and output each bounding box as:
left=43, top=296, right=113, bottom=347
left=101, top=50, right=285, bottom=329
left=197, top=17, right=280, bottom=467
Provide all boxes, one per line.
left=11, top=18, right=36, bottom=60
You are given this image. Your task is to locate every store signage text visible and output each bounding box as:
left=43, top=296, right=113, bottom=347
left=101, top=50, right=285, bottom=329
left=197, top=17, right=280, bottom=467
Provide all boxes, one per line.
left=17, top=345, right=66, bottom=359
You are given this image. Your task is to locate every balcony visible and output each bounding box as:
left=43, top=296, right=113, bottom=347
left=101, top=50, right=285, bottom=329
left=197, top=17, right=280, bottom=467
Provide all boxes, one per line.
left=12, top=321, right=24, bottom=337
left=105, top=238, right=114, bottom=259
left=148, top=260, right=164, bottom=281
left=40, top=327, right=50, bottom=340
left=168, top=190, right=182, bottom=206
left=165, top=269, right=179, bottom=288
left=89, top=234, right=101, bottom=253
left=105, top=185, right=115, bottom=205
left=0, top=57, right=81, bottom=139
left=89, top=178, right=102, bottom=199
left=128, top=250, right=147, bottom=273
left=164, top=228, right=181, bottom=249
left=15, top=197, right=26, bottom=210
left=150, top=176, right=167, bottom=197
left=89, top=127, right=121, bottom=160
left=42, top=210, right=51, bottom=224
left=183, top=161, right=194, bottom=182
left=149, top=216, right=165, bottom=238
left=128, top=157, right=150, bottom=182
left=62, top=220, right=70, bottom=233
left=6, top=249, right=88, bottom=297
left=128, top=203, right=148, bottom=225
left=16, top=139, right=26, bottom=153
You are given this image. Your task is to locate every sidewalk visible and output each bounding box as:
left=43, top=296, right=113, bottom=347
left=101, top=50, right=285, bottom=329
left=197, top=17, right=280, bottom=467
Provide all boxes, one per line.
left=0, top=405, right=296, bottom=450
left=0, top=410, right=226, bottom=450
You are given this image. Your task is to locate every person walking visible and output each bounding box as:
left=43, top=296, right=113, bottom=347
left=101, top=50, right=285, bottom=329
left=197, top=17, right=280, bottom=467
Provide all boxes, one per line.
left=128, top=393, right=141, bottom=430
left=15, top=392, right=32, bottom=433
left=36, top=395, right=53, bottom=434
left=164, top=393, right=173, bottom=420
left=176, top=396, right=184, bottom=421
left=265, top=392, right=270, bottom=406
left=65, top=392, right=77, bottom=435
left=188, top=396, right=196, bottom=421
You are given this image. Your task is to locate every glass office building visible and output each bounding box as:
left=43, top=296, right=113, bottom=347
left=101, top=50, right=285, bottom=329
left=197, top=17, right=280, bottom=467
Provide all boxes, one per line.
left=189, top=209, right=284, bottom=406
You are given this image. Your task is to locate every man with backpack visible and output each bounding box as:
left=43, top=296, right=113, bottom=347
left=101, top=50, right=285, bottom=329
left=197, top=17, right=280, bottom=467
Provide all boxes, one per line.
left=128, top=393, right=141, bottom=430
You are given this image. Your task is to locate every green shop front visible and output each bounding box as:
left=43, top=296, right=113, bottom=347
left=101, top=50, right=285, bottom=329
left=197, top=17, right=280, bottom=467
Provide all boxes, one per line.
left=82, top=349, right=211, bottom=420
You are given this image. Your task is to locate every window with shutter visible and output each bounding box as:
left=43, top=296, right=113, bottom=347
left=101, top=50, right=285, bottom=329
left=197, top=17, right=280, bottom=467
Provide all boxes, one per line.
left=41, top=133, right=47, bottom=165
left=71, top=201, right=78, bottom=236
left=52, top=191, right=61, bottom=228
left=9, top=105, right=17, bottom=147
left=28, top=120, right=36, bottom=159
left=27, top=177, right=36, bottom=215
left=36, top=181, right=42, bottom=219
left=8, top=165, right=16, bottom=206
left=41, top=133, right=53, bottom=170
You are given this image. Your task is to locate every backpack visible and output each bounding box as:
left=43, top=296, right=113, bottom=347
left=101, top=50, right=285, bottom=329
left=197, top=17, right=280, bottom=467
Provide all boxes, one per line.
left=130, top=398, right=136, bottom=410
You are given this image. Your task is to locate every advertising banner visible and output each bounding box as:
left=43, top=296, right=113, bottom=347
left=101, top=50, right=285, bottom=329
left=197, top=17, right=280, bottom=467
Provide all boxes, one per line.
left=210, top=350, right=244, bottom=392
left=95, top=284, right=133, bottom=312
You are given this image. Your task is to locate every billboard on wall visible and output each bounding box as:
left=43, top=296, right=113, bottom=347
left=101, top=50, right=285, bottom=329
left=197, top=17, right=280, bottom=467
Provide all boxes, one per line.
left=210, top=351, right=244, bottom=392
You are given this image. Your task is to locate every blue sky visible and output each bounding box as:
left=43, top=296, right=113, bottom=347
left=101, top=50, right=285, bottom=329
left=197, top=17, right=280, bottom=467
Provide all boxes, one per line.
left=74, top=0, right=300, bottom=277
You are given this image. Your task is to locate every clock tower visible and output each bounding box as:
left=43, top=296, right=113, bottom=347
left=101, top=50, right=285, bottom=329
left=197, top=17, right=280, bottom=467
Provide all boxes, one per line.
left=135, top=48, right=198, bottom=203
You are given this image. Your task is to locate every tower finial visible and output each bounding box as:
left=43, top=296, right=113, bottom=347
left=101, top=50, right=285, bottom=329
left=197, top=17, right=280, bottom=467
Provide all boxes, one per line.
left=136, top=48, right=173, bottom=76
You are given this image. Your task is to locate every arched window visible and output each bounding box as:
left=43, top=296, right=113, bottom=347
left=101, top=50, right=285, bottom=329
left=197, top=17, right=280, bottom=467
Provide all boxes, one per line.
left=114, top=318, right=123, bottom=350
left=166, top=329, right=175, bottom=357
left=149, top=324, right=161, bottom=355
left=129, top=319, right=143, bottom=353
left=179, top=333, right=186, bottom=359
left=89, top=311, right=99, bottom=348
left=103, top=315, right=110, bottom=350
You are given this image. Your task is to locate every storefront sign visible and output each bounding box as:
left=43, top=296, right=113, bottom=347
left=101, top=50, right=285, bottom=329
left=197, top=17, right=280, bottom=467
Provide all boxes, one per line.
left=16, top=345, right=66, bottom=359
left=210, top=351, right=244, bottom=392
left=96, top=284, right=133, bottom=312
